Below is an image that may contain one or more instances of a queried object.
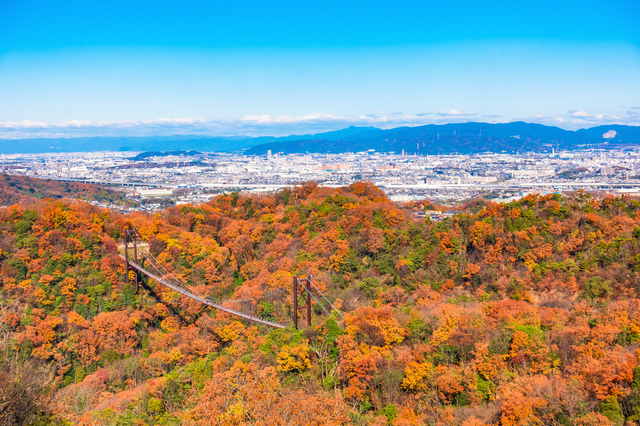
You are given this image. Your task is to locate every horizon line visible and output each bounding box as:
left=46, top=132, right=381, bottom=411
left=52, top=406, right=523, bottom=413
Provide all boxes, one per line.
left=0, top=117, right=638, bottom=141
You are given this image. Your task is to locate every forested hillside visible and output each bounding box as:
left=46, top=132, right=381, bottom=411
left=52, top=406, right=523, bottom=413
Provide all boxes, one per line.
left=1, top=180, right=640, bottom=425
left=0, top=174, right=137, bottom=208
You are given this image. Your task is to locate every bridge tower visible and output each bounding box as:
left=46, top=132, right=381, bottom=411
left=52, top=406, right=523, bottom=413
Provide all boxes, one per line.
left=292, top=275, right=313, bottom=329
left=123, top=229, right=140, bottom=292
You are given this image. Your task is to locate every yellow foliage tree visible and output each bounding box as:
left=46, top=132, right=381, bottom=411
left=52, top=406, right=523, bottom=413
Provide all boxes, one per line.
left=401, top=360, right=433, bottom=392
left=216, top=321, right=245, bottom=343
left=277, top=342, right=311, bottom=372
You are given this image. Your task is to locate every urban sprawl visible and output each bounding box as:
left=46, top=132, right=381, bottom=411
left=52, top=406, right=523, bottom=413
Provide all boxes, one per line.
left=2, top=149, right=639, bottom=211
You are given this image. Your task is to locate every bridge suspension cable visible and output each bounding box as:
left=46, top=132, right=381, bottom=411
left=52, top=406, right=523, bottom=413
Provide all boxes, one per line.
left=120, top=229, right=342, bottom=329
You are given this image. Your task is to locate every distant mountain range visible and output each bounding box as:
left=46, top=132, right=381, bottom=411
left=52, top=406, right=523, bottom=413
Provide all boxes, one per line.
left=1, top=122, right=638, bottom=155
left=244, top=122, right=640, bottom=155
left=0, top=126, right=379, bottom=154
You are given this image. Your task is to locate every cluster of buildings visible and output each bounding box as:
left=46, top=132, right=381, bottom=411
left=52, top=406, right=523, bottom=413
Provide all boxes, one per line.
left=1, top=148, right=639, bottom=210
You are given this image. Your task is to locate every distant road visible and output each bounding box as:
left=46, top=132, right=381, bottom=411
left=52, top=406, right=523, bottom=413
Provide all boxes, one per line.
left=41, top=176, right=165, bottom=188
left=379, top=182, right=640, bottom=190
left=40, top=176, right=304, bottom=191
left=34, top=175, right=640, bottom=193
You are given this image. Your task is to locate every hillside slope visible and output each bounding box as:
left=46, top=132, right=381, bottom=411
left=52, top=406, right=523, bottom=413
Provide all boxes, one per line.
left=0, top=173, right=137, bottom=208
left=1, top=182, right=640, bottom=424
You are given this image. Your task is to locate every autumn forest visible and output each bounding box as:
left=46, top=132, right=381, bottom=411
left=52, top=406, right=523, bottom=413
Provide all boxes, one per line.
left=2, top=176, right=640, bottom=425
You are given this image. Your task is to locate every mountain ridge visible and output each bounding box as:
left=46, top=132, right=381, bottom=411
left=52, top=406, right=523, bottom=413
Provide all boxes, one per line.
left=1, top=122, right=638, bottom=154
left=245, top=121, right=640, bottom=155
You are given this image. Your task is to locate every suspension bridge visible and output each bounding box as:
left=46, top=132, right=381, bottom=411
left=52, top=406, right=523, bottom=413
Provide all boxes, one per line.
left=118, top=229, right=343, bottom=329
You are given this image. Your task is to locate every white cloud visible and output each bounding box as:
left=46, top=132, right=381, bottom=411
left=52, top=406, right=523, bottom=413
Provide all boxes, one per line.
left=241, top=115, right=274, bottom=124
left=570, top=110, right=621, bottom=122
left=0, top=113, right=450, bottom=139
left=572, top=111, right=592, bottom=118
left=0, top=109, right=636, bottom=139
left=147, top=118, right=207, bottom=126
left=436, top=109, right=476, bottom=117
left=526, top=110, right=637, bottom=129
left=240, top=113, right=349, bottom=125
left=0, top=120, right=49, bottom=129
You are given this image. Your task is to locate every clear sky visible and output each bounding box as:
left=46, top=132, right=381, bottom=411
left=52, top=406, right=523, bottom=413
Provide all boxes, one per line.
left=1, top=0, right=639, bottom=138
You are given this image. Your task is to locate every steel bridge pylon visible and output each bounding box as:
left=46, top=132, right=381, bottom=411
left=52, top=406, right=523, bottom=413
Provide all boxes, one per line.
left=293, top=275, right=312, bottom=329
left=123, top=229, right=141, bottom=292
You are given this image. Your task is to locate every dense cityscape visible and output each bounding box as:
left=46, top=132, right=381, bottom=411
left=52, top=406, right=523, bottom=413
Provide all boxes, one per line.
left=1, top=148, right=639, bottom=209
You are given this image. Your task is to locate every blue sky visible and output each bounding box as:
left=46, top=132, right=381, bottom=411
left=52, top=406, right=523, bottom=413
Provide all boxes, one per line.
left=1, top=0, right=639, bottom=138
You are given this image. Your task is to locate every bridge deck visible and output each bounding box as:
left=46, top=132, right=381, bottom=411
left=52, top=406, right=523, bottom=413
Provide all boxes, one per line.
left=119, top=254, right=287, bottom=329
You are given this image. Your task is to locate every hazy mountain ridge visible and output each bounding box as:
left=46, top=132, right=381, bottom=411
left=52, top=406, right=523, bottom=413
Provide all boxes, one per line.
left=0, top=135, right=263, bottom=154
left=1, top=123, right=638, bottom=154
left=246, top=122, right=640, bottom=155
